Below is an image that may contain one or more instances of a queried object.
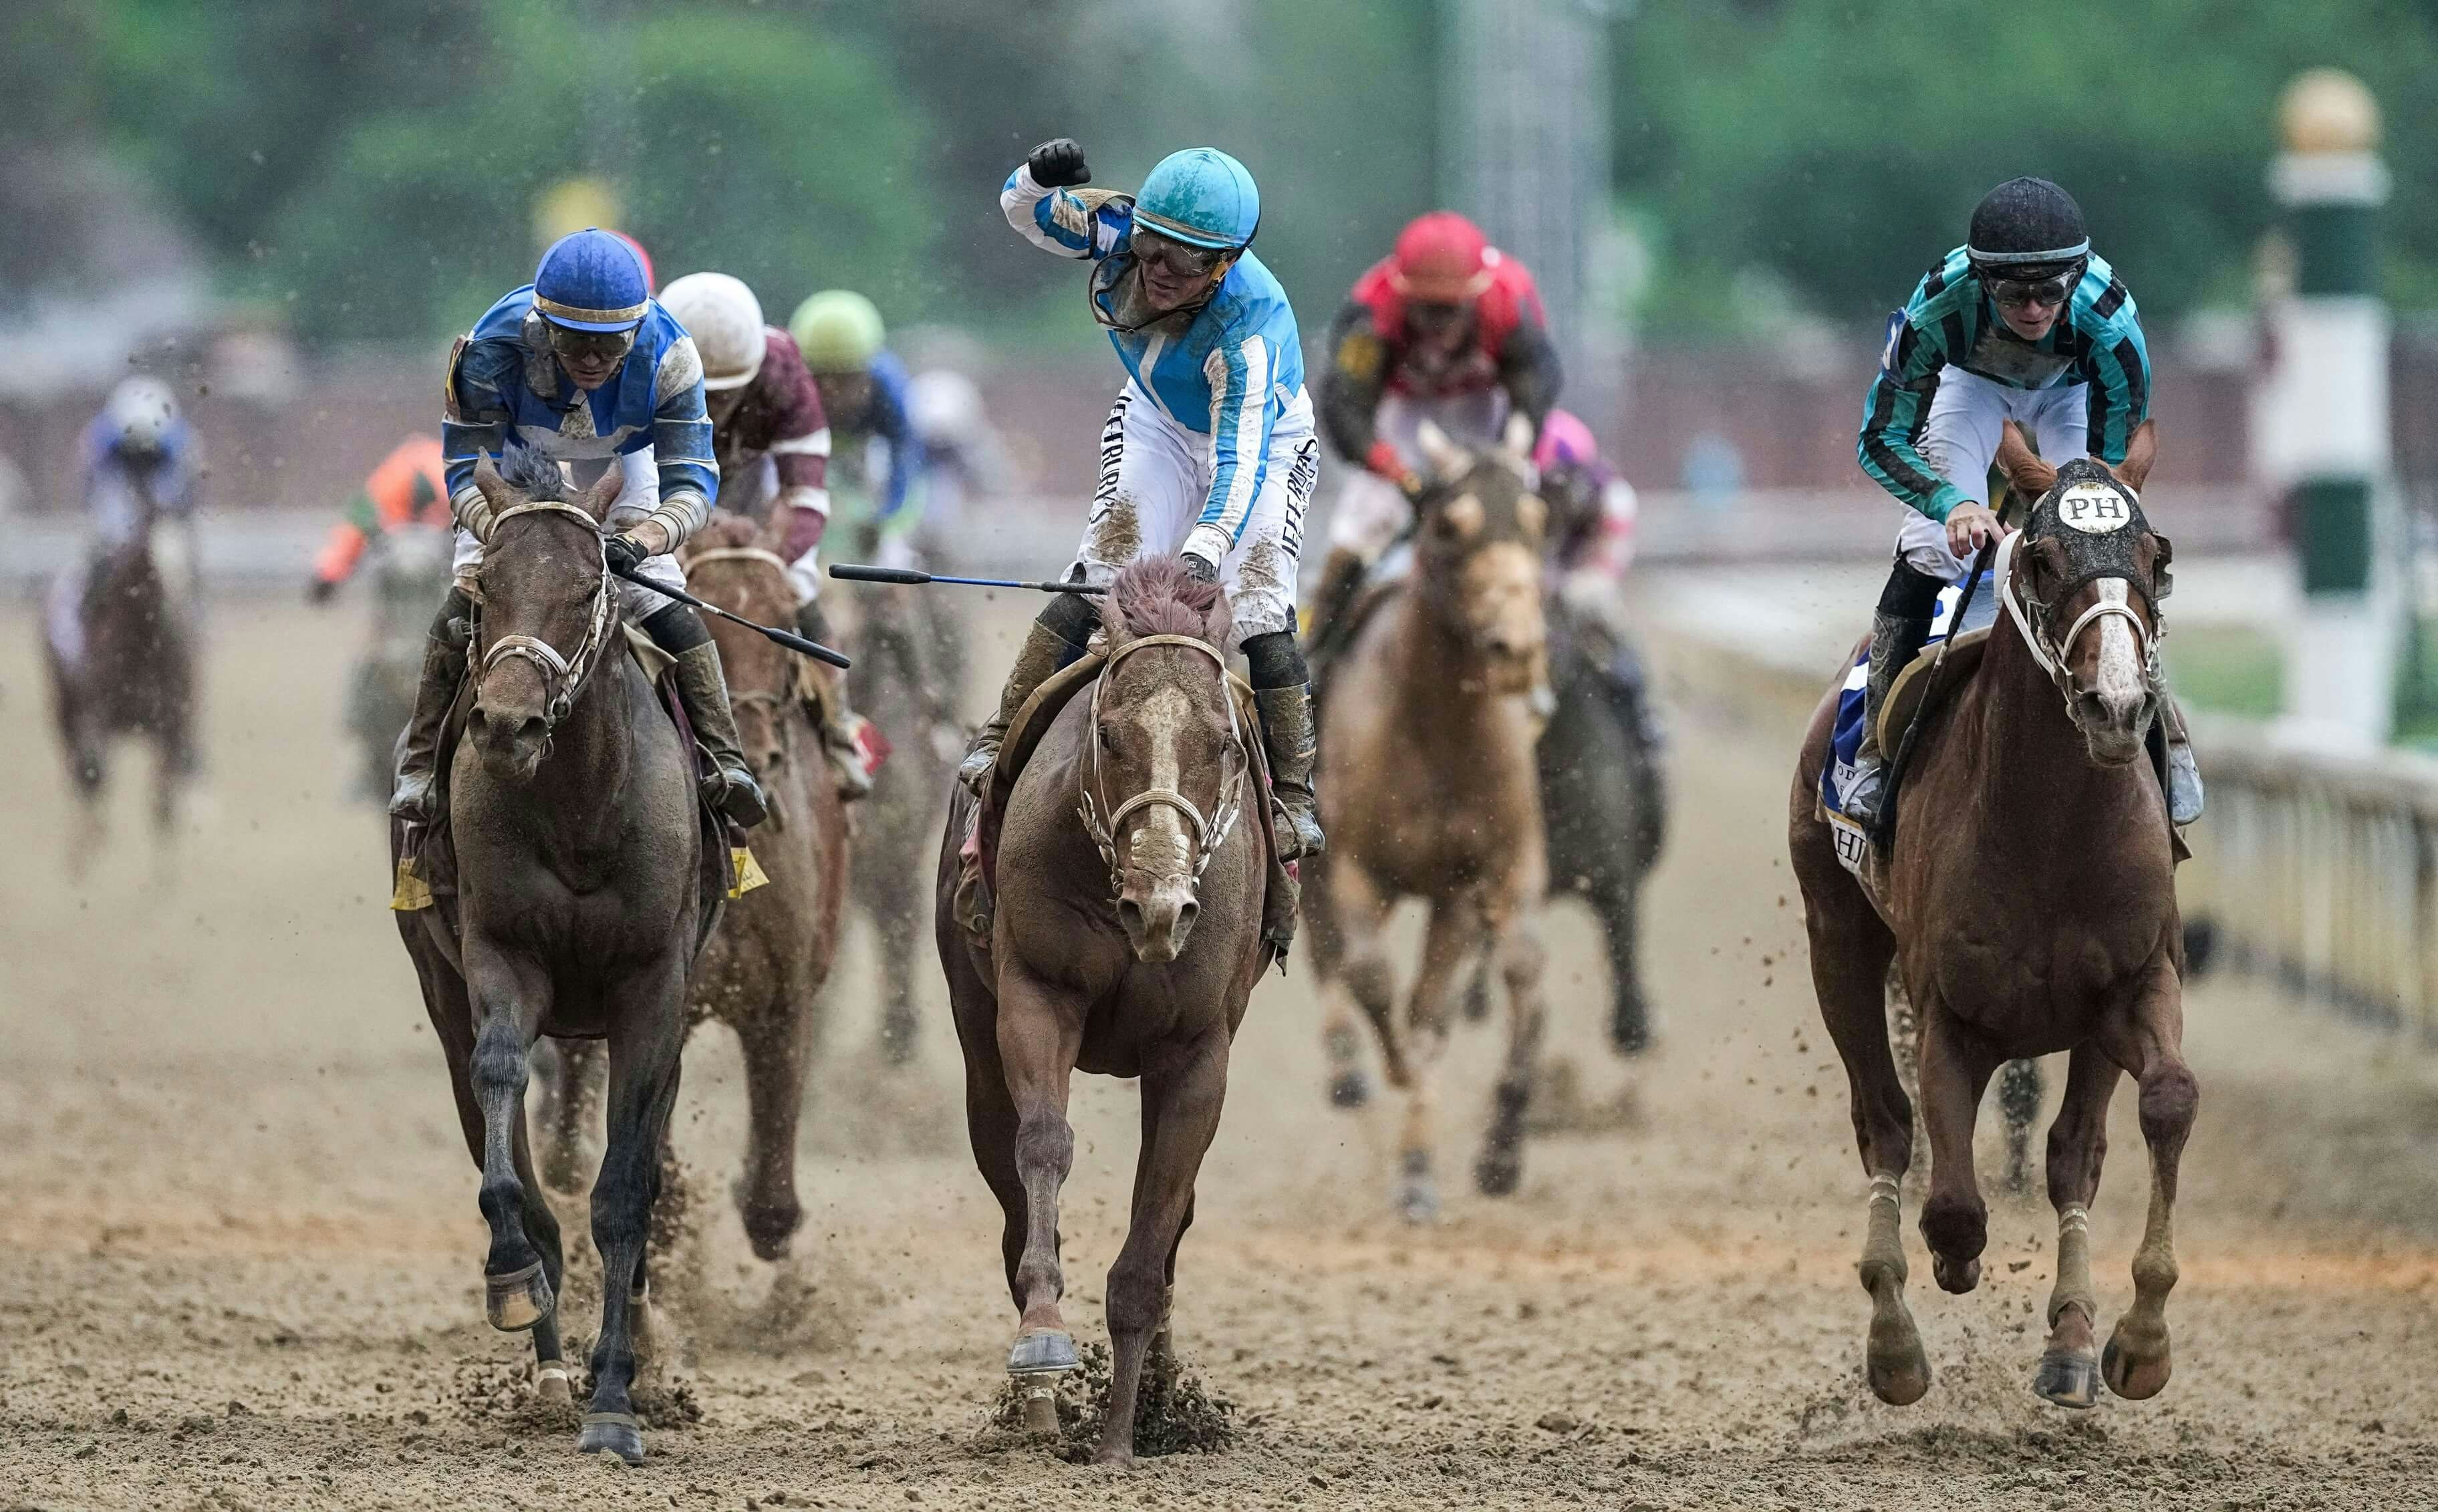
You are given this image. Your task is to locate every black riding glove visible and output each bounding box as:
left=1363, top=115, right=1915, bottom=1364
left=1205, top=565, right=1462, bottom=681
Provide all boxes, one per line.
left=1180, top=552, right=1220, bottom=585
left=604, top=534, right=647, bottom=577
left=1027, top=138, right=1091, bottom=188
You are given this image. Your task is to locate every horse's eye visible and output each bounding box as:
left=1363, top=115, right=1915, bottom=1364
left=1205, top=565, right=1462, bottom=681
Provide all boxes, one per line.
left=1097, top=721, right=1117, bottom=750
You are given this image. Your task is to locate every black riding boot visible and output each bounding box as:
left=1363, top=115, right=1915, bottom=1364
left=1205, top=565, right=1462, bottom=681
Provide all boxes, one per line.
left=957, top=593, right=1097, bottom=794
left=1246, top=629, right=1325, bottom=860
left=388, top=588, right=471, bottom=821
left=794, top=599, right=877, bottom=800
left=1844, top=609, right=1933, bottom=826
left=666, top=640, right=769, bottom=828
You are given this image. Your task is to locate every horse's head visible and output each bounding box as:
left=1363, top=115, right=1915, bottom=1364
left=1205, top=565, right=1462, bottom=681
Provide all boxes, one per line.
left=1411, top=414, right=1548, bottom=692
left=467, top=452, right=624, bottom=783
left=680, top=511, right=799, bottom=779
left=1083, top=557, right=1246, bottom=964
left=2000, top=458, right=2173, bottom=768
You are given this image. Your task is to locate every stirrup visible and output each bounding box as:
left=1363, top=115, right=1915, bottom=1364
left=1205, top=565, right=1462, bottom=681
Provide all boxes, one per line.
left=1843, top=756, right=1889, bottom=826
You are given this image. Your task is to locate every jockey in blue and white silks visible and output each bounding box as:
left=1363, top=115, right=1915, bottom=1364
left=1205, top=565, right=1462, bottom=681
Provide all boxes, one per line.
left=392, top=227, right=766, bottom=827
left=47, top=377, right=204, bottom=672
left=962, top=138, right=1326, bottom=859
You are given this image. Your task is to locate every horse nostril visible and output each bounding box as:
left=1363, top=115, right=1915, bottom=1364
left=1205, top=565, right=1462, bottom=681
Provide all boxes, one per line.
left=1117, top=898, right=1145, bottom=935
left=1175, top=899, right=1198, bottom=936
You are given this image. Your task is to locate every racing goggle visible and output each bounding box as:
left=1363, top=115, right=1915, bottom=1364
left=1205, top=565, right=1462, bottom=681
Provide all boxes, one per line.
left=543, top=321, right=638, bottom=365
left=1129, top=226, right=1230, bottom=279
left=1978, top=261, right=2081, bottom=312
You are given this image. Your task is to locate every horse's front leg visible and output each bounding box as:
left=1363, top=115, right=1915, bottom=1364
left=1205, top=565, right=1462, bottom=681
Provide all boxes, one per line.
left=2032, top=1043, right=2121, bottom=1408
left=577, top=951, right=691, bottom=1465
left=1915, top=1002, right=2001, bottom=1295
left=2097, top=961, right=2199, bottom=1401
left=1095, top=1030, right=1230, bottom=1468
left=996, top=961, right=1085, bottom=1386
left=466, top=948, right=561, bottom=1336
left=1475, top=899, right=1549, bottom=1198
left=732, top=993, right=814, bottom=1261
left=1395, top=897, right=1484, bottom=1223
left=533, top=1036, right=603, bottom=1195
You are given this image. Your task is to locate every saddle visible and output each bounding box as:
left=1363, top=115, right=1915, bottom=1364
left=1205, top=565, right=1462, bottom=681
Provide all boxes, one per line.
left=389, top=626, right=765, bottom=974
left=954, top=648, right=1300, bottom=971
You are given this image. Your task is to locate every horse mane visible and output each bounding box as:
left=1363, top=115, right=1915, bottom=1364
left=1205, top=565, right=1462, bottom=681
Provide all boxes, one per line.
left=498, top=446, right=571, bottom=502
left=1103, top=555, right=1231, bottom=649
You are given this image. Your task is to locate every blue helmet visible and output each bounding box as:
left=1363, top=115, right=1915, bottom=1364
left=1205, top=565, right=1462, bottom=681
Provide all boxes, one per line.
left=532, top=227, right=649, bottom=332
left=1133, top=148, right=1260, bottom=251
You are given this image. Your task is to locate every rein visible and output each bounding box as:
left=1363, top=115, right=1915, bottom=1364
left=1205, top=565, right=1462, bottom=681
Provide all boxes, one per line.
left=478, top=499, right=616, bottom=732
left=1077, top=633, right=1248, bottom=891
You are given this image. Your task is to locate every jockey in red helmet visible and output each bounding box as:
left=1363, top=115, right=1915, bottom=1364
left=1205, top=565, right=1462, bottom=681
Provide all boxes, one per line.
left=1309, top=211, right=1563, bottom=652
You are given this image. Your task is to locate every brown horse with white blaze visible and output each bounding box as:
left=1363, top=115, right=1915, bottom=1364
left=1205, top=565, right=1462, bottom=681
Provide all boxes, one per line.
left=1790, top=455, right=2195, bottom=1411
left=936, top=556, right=1270, bottom=1467
left=1307, top=416, right=1554, bottom=1221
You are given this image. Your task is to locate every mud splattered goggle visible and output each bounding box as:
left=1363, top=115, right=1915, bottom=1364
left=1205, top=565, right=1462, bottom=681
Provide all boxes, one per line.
left=1129, top=226, right=1229, bottom=279
left=543, top=323, right=638, bottom=365
left=1985, top=271, right=2076, bottom=311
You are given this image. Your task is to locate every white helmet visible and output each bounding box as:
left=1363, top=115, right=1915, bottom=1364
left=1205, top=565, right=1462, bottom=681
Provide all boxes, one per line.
left=106, top=376, right=180, bottom=452
left=908, top=368, right=986, bottom=446
left=659, top=271, right=766, bottom=392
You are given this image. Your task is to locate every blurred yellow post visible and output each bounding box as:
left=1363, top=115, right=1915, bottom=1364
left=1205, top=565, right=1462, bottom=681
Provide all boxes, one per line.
left=533, top=177, right=624, bottom=255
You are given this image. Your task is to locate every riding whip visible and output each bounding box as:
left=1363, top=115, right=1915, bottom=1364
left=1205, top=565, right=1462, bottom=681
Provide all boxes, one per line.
left=827, top=564, right=1109, bottom=596
left=608, top=563, right=851, bottom=668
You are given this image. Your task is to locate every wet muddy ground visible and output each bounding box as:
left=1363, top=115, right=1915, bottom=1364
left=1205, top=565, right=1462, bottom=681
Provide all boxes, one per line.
left=3, top=597, right=2434, bottom=1510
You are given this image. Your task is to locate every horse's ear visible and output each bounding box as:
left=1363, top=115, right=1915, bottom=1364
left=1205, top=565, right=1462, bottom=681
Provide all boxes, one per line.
left=2115, top=417, right=2159, bottom=494
left=472, top=456, right=517, bottom=512
left=1415, top=421, right=1471, bottom=482
left=1204, top=585, right=1236, bottom=649
left=581, top=464, right=626, bottom=522
left=1499, top=412, right=1535, bottom=469
left=2151, top=529, right=2175, bottom=598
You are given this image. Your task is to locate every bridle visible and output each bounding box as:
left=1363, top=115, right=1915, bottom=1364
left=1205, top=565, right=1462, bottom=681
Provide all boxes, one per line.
left=1077, top=633, right=1248, bottom=893
left=1995, top=520, right=2165, bottom=713
left=477, top=498, right=616, bottom=733
left=683, top=543, right=799, bottom=782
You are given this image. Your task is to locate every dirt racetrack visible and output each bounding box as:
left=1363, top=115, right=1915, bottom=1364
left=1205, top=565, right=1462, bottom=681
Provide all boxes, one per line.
left=3, top=593, right=2437, bottom=1511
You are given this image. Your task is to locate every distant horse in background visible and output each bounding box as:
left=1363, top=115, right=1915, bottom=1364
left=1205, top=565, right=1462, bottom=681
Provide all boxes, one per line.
left=1307, top=416, right=1556, bottom=1221
left=43, top=471, right=200, bottom=871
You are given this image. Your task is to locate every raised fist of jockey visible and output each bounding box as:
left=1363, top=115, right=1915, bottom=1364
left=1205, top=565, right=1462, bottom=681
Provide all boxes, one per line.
left=1027, top=138, right=1091, bottom=188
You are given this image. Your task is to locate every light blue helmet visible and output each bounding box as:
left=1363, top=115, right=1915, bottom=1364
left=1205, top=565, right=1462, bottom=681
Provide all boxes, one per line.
left=532, top=227, right=650, bottom=333
left=1132, top=148, right=1260, bottom=251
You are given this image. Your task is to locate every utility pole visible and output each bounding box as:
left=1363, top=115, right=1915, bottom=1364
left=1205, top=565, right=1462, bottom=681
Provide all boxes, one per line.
left=1438, top=0, right=1621, bottom=426
left=2266, top=68, right=2395, bottom=745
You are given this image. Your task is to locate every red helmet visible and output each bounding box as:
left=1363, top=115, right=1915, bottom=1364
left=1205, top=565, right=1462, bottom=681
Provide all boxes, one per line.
left=610, top=231, right=655, bottom=293
left=1388, top=212, right=1494, bottom=303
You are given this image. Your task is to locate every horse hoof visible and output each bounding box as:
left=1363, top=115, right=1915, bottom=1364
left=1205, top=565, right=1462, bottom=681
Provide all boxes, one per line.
left=536, top=1359, right=572, bottom=1405
left=1867, top=1345, right=1933, bottom=1407
left=1930, top=1253, right=1981, bottom=1295
left=1014, top=1374, right=1063, bottom=1439
left=1865, top=1284, right=1930, bottom=1406
left=2102, top=1332, right=2172, bottom=1400
left=1329, top=1070, right=1371, bottom=1109
left=1007, top=1329, right=1078, bottom=1376
left=2033, top=1348, right=2101, bottom=1408
left=575, top=1412, right=644, bottom=1465
left=1608, top=997, right=1653, bottom=1056
left=486, top=1260, right=555, bottom=1332
left=1091, top=1441, right=1136, bottom=1469
left=1474, top=1149, right=1522, bottom=1197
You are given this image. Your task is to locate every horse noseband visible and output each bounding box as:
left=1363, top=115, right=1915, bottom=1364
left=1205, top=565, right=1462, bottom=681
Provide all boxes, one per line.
left=1077, top=634, right=1248, bottom=897
left=477, top=498, right=616, bottom=738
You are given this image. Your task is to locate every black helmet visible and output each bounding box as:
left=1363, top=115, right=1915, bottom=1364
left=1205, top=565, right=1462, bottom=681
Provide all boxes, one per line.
left=1967, top=177, right=2089, bottom=284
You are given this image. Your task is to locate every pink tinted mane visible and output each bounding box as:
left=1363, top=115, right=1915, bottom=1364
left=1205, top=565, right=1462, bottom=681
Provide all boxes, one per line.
left=1105, top=555, right=1230, bottom=647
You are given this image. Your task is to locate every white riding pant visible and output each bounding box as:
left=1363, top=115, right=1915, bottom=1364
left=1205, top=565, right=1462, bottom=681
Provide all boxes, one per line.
left=450, top=448, right=686, bottom=617
left=1068, top=380, right=1319, bottom=650
left=1327, top=388, right=1510, bottom=559
left=1897, top=368, right=2089, bottom=581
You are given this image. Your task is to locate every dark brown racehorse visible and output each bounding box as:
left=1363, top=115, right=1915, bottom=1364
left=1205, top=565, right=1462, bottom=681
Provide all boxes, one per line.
left=44, top=471, right=199, bottom=870
left=936, top=557, right=1269, bottom=1466
left=534, top=513, right=852, bottom=1263
left=1790, top=456, right=2193, bottom=1411
left=392, top=453, right=701, bottom=1465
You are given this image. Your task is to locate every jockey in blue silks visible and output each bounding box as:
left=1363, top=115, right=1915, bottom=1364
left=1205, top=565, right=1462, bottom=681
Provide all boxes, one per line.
left=390, top=227, right=767, bottom=827
left=966, top=138, right=1325, bottom=858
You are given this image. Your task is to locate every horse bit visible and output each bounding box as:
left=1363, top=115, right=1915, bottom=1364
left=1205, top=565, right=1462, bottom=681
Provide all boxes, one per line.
left=1077, top=634, right=1248, bottom=894
left=477, top=498, right=617, bottom=736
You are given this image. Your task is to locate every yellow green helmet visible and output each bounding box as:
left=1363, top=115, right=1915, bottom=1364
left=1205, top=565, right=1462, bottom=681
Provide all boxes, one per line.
left=789, top=290, right=886, bottom=373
